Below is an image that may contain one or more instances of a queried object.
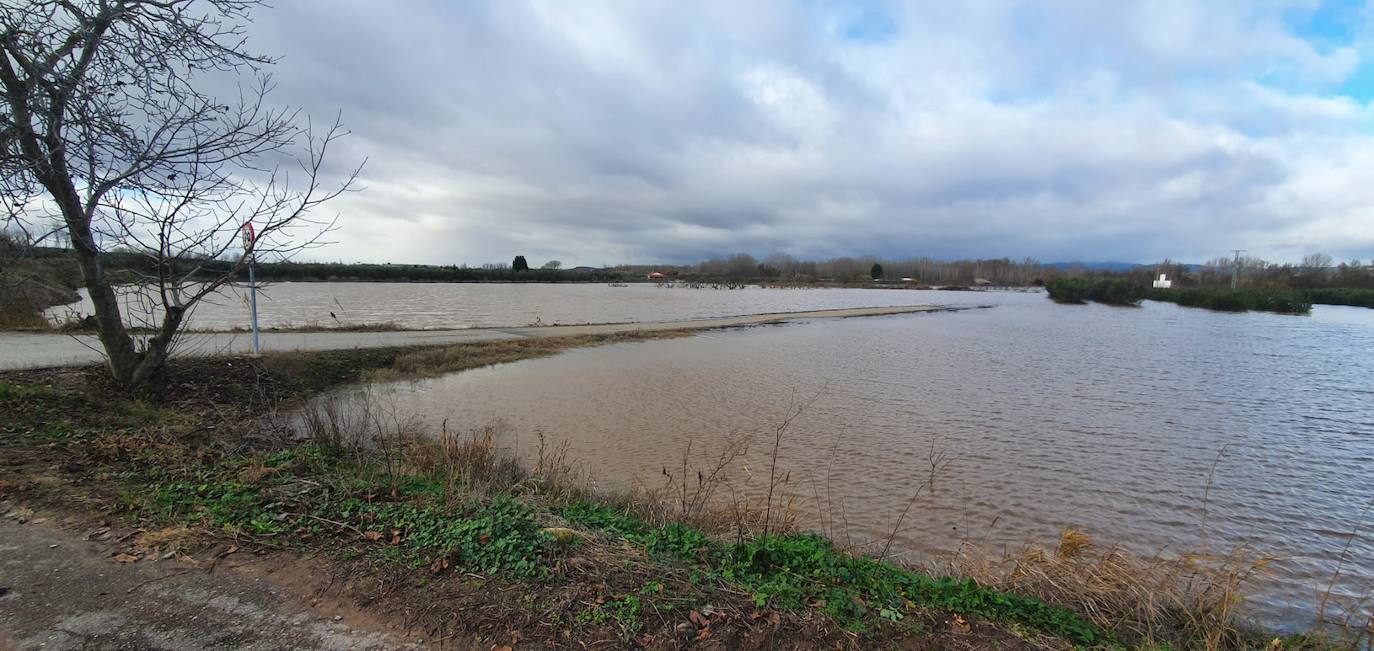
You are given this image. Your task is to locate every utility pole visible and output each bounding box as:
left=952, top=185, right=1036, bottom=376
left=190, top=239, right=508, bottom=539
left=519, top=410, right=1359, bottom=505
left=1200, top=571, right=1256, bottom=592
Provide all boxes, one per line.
left=1230, top=249, right=1245, bottom=290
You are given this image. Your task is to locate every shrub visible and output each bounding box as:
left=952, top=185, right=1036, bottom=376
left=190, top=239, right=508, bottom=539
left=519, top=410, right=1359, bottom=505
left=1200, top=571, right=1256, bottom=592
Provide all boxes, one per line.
left=1145, top=287, right=1311, bottom=314
left=1045, top=278, right=1144, bottom=306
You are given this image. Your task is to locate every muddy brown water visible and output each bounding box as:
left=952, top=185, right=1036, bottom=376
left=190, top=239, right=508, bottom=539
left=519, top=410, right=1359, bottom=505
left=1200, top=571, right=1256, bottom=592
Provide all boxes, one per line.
left=330, top=290, right=1374, bottom=630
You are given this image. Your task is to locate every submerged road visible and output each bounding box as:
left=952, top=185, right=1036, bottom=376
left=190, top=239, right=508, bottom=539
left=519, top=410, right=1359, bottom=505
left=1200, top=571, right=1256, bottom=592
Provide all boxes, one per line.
left=0, top=305, right=941, bottom=371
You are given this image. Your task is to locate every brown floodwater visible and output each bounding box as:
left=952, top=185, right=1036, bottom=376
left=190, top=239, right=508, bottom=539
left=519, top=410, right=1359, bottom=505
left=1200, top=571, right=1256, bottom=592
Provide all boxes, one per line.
left=337, top=291, right=1374, bottom=629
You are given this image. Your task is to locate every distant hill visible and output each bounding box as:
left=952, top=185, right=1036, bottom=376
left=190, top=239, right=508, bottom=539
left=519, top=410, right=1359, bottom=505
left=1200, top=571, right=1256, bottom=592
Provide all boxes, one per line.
left=1044, top=261, right=1143, bottom=272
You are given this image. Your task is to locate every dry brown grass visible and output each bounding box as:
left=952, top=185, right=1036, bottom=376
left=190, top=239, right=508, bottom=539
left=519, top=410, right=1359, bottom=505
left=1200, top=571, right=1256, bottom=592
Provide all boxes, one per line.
left=0, top=289, right=58, bottom=329
left=946, top=527, right=1276, bottom=649
left=406, top=421, right=526, bottom=495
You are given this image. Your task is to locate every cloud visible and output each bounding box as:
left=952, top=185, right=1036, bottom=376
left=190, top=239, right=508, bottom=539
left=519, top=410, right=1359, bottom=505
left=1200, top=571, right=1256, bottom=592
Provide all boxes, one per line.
left=235, top=0, right=1374, bottom=265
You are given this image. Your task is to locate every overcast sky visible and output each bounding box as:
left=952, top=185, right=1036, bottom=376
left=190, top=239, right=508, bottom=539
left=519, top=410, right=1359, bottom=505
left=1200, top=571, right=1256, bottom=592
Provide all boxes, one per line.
left=241, top=0, right=1374, bottom=266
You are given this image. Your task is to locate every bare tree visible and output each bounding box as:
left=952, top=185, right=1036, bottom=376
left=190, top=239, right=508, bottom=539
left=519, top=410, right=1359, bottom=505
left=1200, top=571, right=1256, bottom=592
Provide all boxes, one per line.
left=1301, top=252, right=1333, bottom=275
left=1, top=0, right=360, bottom=386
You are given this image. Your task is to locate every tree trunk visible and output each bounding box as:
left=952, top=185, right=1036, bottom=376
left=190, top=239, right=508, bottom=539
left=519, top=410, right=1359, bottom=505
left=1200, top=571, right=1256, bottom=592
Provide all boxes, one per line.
left=59, top=196, right=141, bottom=384
left=127, top=307, right=184, bottom=388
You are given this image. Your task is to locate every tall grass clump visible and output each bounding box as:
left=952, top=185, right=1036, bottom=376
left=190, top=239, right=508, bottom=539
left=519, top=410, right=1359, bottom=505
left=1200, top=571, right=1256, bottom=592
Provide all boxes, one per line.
left=1045, top=278, right=1145, bottom=305
left=947, top=528, right=1282, bottom=649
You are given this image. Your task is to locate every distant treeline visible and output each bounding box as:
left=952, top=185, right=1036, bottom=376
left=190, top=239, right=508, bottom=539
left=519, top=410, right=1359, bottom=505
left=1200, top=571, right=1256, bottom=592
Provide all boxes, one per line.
left=612, top=253, right=1052, bottom=285
left=10, top=247, right=635, bottom=284
left=1110, top=254, right=1374, bottom=291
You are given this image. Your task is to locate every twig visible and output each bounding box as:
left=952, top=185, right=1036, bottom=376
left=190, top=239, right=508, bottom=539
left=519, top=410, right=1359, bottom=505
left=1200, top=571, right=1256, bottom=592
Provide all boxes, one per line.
left=126, top=568, right=197, bottom=594
left=302, top=513, right=366, bottom=537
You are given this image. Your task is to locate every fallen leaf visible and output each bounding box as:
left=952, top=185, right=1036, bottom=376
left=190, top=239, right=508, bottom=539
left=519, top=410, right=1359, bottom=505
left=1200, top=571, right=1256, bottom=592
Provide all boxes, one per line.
left=363, top=531, right=383, bottom=541
left=951, top=614, right=971, bottom=634
left=113, top=553, right=139, bottom=564
left=389, top=530, right=401, bottom=546
left=694, top=627, right=712, bottom=641
left=223, top=545, right=239, bottom=556
left=809, top=599, right=827, bottom=608
left=689, top=610, right=708, bottom=627
left=428, top=558, right=449, bottom=574
left=769, top=612, right=781, bottom=626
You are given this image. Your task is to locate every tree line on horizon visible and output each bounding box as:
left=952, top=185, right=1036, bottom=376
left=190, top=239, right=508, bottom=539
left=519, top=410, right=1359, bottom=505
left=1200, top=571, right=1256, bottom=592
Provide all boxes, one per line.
left=10, top=232, right=1373, bottom=290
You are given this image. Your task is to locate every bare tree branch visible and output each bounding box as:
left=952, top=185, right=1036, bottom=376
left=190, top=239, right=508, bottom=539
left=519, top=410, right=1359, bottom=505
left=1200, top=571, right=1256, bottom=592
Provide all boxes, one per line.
left=1, top=0, right=361, bottom=386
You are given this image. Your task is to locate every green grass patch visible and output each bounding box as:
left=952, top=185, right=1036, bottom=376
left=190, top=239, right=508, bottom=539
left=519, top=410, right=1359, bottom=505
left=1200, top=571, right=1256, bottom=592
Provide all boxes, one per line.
left=559, top=502, right=1104, bottom=644
left=575, top=594, right=645, bottom=642
left=134, top=447, right=555, bottom=576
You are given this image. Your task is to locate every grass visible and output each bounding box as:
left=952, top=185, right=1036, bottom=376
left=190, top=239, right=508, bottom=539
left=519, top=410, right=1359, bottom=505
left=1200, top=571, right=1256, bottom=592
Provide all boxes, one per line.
left=561, top=501, right=1103, bottom=642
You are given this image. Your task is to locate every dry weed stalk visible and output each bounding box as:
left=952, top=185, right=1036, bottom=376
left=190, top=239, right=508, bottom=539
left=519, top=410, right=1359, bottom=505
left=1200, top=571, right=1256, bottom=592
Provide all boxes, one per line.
left=656, top=433, right=751, bottom=529
left=879, top=435, right=954, bottom=561
left=762, top=387, right=823, bottom=538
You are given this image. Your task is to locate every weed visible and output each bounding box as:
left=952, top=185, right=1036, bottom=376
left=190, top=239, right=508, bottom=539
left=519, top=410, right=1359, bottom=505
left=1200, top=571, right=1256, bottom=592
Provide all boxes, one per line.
left=575, top=595, right=644, bottom=642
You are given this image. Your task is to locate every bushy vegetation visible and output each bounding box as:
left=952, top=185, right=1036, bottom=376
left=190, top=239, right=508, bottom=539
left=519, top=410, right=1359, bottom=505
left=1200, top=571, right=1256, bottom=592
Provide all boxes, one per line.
left=1304, top=287, right=1374, bottom=309
left=1144, top=287, right=1312, bottom=314
left=1044, top=278, right=1144, bottom=305
left=1047, top=278, right=1326, bottom=314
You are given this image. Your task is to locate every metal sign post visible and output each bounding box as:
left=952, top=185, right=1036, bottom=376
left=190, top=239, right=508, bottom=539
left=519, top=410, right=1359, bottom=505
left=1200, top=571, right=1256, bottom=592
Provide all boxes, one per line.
left=242, top=223, right=261, bottom=356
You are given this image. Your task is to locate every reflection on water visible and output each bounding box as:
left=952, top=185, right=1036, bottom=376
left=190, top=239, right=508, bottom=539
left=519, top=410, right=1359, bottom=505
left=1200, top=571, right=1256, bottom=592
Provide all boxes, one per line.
left=352, top=291, right=1374, bottom=628
left=47, top=282, right=970, bottom=330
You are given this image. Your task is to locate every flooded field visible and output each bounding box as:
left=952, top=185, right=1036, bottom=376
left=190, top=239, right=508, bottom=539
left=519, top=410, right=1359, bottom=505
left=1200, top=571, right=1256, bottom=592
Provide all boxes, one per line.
left=344, top=291, right=1374, bottom=628
left=46, top=282, right=962, bottom=330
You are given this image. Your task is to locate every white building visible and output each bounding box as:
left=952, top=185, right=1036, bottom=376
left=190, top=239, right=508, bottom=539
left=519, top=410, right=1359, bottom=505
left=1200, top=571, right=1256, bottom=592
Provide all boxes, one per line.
left=1152, top=273, right=1173, bottom=289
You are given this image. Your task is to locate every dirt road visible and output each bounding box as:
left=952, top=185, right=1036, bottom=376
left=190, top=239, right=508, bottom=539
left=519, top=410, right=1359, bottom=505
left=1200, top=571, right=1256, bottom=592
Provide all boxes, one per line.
left=0, top=512, right=418, bottom=650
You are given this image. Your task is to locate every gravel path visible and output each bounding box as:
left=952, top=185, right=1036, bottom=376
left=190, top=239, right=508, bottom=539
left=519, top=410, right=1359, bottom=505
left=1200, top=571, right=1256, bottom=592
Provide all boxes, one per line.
left=0, top=305, right=939, bottom=370
left=0, top=515, right=416, bottom=650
